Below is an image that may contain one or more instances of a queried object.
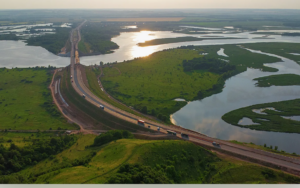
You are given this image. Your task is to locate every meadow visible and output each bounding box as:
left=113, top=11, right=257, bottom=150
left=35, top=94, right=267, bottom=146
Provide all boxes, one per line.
left=1, top=133, right=299, bottom=184
left=100, top=45, right=280, bottom=122
left=222, top=99, right=300, bottom=133
left=0, top=68, right=78, bottom=131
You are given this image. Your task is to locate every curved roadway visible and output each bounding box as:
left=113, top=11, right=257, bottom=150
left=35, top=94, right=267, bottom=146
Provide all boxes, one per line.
left=68, top=21, right=300, bottom=175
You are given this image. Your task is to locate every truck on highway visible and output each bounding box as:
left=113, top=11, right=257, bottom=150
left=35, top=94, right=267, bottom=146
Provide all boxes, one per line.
left=167, top=130, right=177, bottom=136
left=181, top=133, right=189, bottom=139
left=212, top=142, right=220, bottom=147
left=100, top=105, right=104, bottom=110
left=137, top=120, right=145, bottom=126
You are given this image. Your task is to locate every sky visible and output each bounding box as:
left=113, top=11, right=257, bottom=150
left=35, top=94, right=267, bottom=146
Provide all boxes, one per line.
left=1, top=0, right=300, bottom=9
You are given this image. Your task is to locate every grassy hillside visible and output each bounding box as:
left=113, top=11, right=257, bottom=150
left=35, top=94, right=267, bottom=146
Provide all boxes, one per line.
left=222, top=99, right=300, bottom=133
left=0, top=68, right=78, bottom=131
left=253, top=74, right=300, bottom=87
left=1, top=133, right=300, bottom=184
left=100, top=45, right=280, bottom=122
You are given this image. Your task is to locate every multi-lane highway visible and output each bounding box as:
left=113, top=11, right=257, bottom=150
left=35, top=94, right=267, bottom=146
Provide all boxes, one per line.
left=67, top=21, right=300, bottom=175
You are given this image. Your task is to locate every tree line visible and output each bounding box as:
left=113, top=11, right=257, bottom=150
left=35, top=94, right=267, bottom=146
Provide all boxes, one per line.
left=182, top=57, right=236, bottom=74
left=92, top=130, right=133, bottom=147
left=0, top=135, right=77, bottom=175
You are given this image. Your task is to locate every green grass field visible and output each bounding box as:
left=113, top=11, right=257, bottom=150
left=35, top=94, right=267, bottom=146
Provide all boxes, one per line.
left=0, top=68, right=78, bottom=131
left=2, top=134, right=299, bottom=184
left=254, top=74, right=300, bottom=87
left=222, top=99, right=300, bottom=133
left=0, top=132, right=62, bottom=148
left=101, top=49, right=219, bottom=122
left=100, top=45, right=280, bottom=122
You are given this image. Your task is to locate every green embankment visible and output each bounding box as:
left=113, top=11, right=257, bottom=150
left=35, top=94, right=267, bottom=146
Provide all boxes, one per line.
left=0, top=68, right=78, bottom=130
left=1, top=133, right=300, bottom=184
left=137, top=37, right=243, bottom=47
left=230, top=140, right=300, bottom=159
left=85, top=67, right=158, bottom=123
left=222, top=99, right=300, bottom=133
left=243, top=43, right=300, bottom=65
left=26, top=27, right=71, bottom=54
left=254, top=74, right=300, bottom=87
left=100, top=45, right=280, bottom=122
left=59, top=68, right=153, bottom=132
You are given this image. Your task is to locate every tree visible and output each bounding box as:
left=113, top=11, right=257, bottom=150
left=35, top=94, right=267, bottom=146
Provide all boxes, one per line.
left=141, top=106, right=148, bottom=114
left=270, top=145, right=273, bottom=150
left=264, top=144, right=266, bottom=147
left=100, top=61, right=104, bottom=66
left=151, top=109, right=156, bottom=116
left=275, top=146, right=278, bottom=151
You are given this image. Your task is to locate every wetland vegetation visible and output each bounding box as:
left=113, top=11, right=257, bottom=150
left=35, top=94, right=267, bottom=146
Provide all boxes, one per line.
left=222, top=99, right=300, bottom=133
left=100, top=44, right=280, bottom=123
left=254, top=74, right=300, bottom=87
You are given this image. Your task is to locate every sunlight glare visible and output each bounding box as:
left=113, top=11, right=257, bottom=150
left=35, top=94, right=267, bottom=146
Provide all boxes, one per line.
left=131, top=31, right=159, bottom=57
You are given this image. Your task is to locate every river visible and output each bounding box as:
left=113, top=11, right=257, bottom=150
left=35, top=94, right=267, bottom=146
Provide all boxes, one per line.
left=1, top=29, right=300, bottom=154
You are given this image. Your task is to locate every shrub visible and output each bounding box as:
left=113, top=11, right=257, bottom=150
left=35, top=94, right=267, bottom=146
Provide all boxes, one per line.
left=93, top=130, right=133, bottom=146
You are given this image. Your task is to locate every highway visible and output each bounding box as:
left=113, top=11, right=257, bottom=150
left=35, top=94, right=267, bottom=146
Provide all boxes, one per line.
left=67, top=21, right=300, bottom=175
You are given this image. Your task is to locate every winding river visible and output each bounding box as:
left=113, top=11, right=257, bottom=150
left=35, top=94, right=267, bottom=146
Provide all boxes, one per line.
left=1, top=28, right=300, bottom=153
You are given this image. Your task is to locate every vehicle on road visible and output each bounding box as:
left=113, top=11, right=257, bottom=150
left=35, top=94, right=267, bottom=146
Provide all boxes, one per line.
left=167, top=130, right=177, bottom=136
left=212, top=142, right=220, bottom=147
left=100, top=105, right=104, bottom=110
left=137, top=120, right=145, bottom=126
left=82, top=94, right=85, bottom=98
left=181, top=133, right=189, bottom=139
left=148, top=125, right=151, bottom=128
left=71, top=75, right=72, bottom=78
left=157, top=127, right=160, bottom=131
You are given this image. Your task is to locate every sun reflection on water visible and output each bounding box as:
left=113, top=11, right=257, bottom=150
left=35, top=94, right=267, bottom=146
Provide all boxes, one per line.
left=131, top=31, right=159, bottom=58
